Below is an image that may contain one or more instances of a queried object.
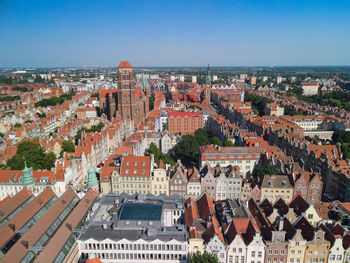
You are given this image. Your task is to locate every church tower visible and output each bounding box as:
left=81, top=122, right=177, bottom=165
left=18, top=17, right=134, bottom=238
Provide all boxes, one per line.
left=202, top=64, right=211, bottom=107
left=117, top=61, right=136, bottom=121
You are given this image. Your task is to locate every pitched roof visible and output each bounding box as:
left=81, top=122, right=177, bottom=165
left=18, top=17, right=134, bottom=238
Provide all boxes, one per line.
left=118, top=61, right=132, bottom=68
left=0, top=188, right=33, bottom=224
left=120, top=156, right=151, bottom=177
left=289, top=194, right=309, bottom=216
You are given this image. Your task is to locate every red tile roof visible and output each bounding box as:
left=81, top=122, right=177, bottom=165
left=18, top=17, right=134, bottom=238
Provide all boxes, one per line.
left=120, top=156, right=151, bottom=177
left=118, top=61, right=132, bottom=68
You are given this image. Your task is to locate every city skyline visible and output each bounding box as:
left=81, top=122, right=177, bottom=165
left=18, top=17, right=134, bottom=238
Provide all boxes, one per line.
left=1, top=0, right=350, bottom=67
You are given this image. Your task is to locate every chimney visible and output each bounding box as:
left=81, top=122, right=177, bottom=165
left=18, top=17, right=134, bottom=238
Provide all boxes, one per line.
left=21, top=240, right=29, bottom=249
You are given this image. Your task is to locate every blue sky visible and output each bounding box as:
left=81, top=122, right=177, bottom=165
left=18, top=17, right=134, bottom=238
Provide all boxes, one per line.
left=0, top=0, right=349, bottom=67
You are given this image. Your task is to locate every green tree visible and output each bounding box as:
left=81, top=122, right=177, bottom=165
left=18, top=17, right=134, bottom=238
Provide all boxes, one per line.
left=288, top=87, right=303, bottom=97
left=252, top=165, right=279, bottom=182
left=0, top=132, right=4, bottom=138
left=209, top=136, right=223, bottom=146
left=149, top=94, right=155, bottom=111
left=194, top=128, right=209, bottom=146
left=161, top=154, right=176, bottom=166
left=6, top=141, right=56, bottom=170
left=146, top=142, right=161, bottom=164
left=43, top=152, right=56, bottom=169
left=189, top=252, right=219, bottom=263
left=60, top=140, right=75, bottom=156
left=174, top=135, right=200, bottom=165
left=223, top=140, right=234, bottom=146
left=36, top=112, right=46, bottom=118
left=14, top=123, right=21, bottom=128
left=162, top=123, right=168, bottom=131
left=332, top=130, right=350, bottom=144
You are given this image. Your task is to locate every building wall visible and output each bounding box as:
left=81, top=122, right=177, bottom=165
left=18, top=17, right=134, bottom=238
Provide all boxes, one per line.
left=246, top=233, right=265, bottom=263
left=205, top=235, right=226, bottom=263
left=260, top=187, right=293, bottom=204
left=226, top=177, right=242, bottom=199
left=151, top=168, right=169, bottom=196
left=111, top=173, right=151, bottom=195
left=78, top=239, right=188, bottom=263
left=168, top=114, right=203, bottom=135
left=186, top=181, right=201, bottom=199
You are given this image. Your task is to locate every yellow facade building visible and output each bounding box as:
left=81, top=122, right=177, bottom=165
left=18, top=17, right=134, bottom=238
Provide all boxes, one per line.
left=287, top=229, right=307, bottom=263
left=111, top=156, right=153, bottom=195
left=150, top=160, right=169, bottom=196
left=304, top=230, right=330, bottom=263
left=260, top=175, right=293, bottom=204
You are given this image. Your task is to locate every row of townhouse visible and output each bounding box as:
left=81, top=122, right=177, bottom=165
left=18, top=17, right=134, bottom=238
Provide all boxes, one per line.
left=199, top=145, right=281, bottom=176
left=185, top=192, right=350, bottom=263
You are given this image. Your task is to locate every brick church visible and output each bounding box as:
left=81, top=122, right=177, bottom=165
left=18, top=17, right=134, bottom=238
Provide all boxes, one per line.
left=99, top=61, right=149, bottom=126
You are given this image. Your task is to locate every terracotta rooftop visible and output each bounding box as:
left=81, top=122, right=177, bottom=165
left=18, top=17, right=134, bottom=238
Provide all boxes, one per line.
left=118, top=61, right=132, bottom=68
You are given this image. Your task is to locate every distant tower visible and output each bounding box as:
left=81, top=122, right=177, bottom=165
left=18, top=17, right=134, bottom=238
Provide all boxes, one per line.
left=87, top=167, right=99, bottom=193
left=117, top=61, right=136, bottom=121
left=22, top=162, right=35, bottom=187
left=202, top=64, right=211, bottom=107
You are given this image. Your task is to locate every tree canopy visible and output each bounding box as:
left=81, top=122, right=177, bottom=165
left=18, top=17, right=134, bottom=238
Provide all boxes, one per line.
left=61, top=140, right=75, bottom=156
left=146, top=142, right=161, bottom=164
left=174, top=135, right=200, bottom=165
left=35, top=92, right=75, bottom=107
left=7, top=141, right=56, bottom=170
left=0, top=95, right=21, bottom=102
left=189, top=252, right=219, bottom=263
left=149, top=94, right=155, bottom=111
left=332, top=130, right=350, bottom=159
left=252, top=165, right=279, bottom=182
left=244, top=94, right=273, bottom=116
left=194, top=128, right=209, bottom=146
left=209, top=136, right=223, bottom=147
left=223, top=140, right=234, bottom=146
left=145, top=142, right=176, bottom=166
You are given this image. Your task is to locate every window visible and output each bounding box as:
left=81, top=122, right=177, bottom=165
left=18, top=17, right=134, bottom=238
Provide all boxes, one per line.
left=251, top=251, right=255, bottom=257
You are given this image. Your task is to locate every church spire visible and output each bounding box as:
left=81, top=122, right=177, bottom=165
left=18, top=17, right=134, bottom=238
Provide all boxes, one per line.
left=87, top=167, right=99, bottom=193
left=206, top=63, right=211, bottom=85
left=22, top=162, right=34, bottom=186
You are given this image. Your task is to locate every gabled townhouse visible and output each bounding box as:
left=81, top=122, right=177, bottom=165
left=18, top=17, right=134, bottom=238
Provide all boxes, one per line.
left=303, top=230, right=330, bottom=263
left=320, top=224, right=344, bottom=263
left=264, top=230, right=289, bottom=263
left=225, top=218, right=257, bottom=263
left=186, top=167, right=201, bottom=199
left=293, top=172, right=323, bottom=203
left=246, top=232, right=266, bottom=263
left=150, top=160, right=169, bottom=196
left=202, top=222, right=226, bottom=263
left=226, top=165, right=242, bottom=199
left=241, top=178, right=260, bottom=203
left=169, top=161, right=188, bottom=196
left=286, top=229, right=307, bottom=263
left=200, top=165, right=216, bottom=200
left=215, top=171, right=227, bottom=201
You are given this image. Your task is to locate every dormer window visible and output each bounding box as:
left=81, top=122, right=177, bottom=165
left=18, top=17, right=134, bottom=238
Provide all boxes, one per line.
left=135, top=161, right=138, bottom=166
left=133, top=170, right=137, bottom=174
left=126, top=161, right=130, bottom=166
left=142, top=162, right=146, bottom=166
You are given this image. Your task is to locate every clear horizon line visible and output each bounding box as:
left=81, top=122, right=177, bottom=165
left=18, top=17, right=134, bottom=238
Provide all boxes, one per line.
left=1, top=64, right=350, bottom=69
